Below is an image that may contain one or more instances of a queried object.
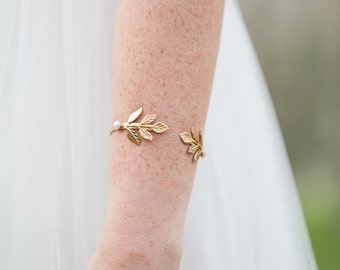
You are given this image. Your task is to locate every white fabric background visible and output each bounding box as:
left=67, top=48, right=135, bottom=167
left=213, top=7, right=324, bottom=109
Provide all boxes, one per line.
left=0, top=0, right=317, bottom=269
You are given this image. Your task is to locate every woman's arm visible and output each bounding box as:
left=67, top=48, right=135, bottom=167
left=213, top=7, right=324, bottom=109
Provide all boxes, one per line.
left=88, top=0, right=224, bottom=269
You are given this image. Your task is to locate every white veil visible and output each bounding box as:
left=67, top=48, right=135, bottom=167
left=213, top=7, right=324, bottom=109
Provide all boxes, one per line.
left=0, top=0, right=317, bottom=269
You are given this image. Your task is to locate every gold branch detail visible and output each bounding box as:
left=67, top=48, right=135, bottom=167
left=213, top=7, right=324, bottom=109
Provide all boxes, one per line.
left=179, top=127, right=205, bottom=162
left=110, top=107, right=169, bottom=146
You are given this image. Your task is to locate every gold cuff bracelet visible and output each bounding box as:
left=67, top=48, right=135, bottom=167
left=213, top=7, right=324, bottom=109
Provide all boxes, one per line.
left=110, top=107, right=204, bottom=162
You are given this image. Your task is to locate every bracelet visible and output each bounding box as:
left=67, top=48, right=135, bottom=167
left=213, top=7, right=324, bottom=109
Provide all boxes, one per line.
left=111, top=107, right=204, bottom=162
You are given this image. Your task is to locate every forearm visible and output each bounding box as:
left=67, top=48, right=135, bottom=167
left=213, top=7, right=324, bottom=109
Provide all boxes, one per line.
left=88, top=0, right=224, bottom=269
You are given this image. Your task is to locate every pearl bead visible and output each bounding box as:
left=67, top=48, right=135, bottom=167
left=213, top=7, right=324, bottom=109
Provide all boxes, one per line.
left=112, top=120, right=121, bottom=130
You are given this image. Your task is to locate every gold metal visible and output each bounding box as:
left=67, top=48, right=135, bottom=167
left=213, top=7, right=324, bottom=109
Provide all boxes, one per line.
left=110, top=107, right=169, bottom=145
left=179, top=127, right=204, bottom=162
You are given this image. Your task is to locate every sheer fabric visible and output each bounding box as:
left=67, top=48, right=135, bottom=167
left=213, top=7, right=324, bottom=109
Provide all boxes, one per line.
left=0, top=0, right=317, bottom=269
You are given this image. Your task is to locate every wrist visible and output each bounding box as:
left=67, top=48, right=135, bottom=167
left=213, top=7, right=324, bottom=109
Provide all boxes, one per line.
left=88, top=236, right=182, bottom=270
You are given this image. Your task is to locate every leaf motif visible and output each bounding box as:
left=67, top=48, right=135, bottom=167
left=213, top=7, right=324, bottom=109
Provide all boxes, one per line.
left=194, top=149, right=202, bottom=162
left=139, top=128, right=153, bottom=140
left=179, top=132, right=195, bottom=144
left=141, top=114, right=156, bottom=124
left=199, top=129, right=203, bottom=144
left=127, top=128, right=141, bottom=145
left=180, top=128, right=205, bottom=162
left=191, top=127, right=199, bottom=142
left=152, top=122, right=169, bottom=134
left=127, top=107, right=143, bottom=123
left=188, top=144, right=199, bottom=154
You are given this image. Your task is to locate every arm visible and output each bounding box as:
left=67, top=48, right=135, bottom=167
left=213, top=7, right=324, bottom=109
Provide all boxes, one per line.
left=88, top=0, right=224, bottom=269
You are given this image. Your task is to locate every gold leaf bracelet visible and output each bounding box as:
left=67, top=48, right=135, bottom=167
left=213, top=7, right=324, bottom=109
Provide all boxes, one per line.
left=110, top=108, right=204, bottom=162
left=110, top=107, right=169, bottom=145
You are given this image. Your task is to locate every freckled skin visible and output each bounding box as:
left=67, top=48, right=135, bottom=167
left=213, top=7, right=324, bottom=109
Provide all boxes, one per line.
left=87, top=0, right=224, bottom=269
